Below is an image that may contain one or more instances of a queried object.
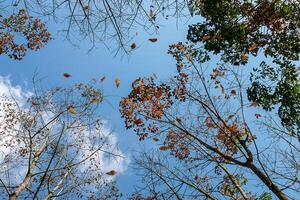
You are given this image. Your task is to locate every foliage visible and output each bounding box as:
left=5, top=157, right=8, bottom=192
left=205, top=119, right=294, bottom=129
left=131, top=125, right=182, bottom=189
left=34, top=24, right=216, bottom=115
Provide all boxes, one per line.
left=0, top=9, right=51, bottom=60
left=5, top=0, right=188, bottom=52
left=0, top=79, right=122, bottom=199
left=187, top=0, right=300, bottom=64
left=120, top=42, right=299, bottom=199
left=247, top=58, right=300, bottom=138
left=187, top=0, right=300, bottom=139
left=259, top=192, right=272, bottom=200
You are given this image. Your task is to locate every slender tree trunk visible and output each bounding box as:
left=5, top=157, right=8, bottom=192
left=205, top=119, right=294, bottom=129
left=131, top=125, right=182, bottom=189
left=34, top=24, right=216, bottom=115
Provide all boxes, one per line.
left=9, top=194, right=16, bottom=200
left=248, top=163, right=289, bottom=200
left=8, top=171, right=33, bottom=200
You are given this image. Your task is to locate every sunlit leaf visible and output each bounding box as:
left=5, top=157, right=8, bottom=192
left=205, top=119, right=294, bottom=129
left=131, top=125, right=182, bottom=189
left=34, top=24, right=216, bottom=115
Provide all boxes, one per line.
left=241, top=53, right=248, bottom=61
left=159, top=146, right=169, bottom=151
left=133, top=118, right=143, bottom=125
left=115, top=79, right=121, bottom=88
left=67, top=105, right=77, bottom=114
left=248, top=44, right=257, bottom=52
left=91, top=98, right=99, bottom=103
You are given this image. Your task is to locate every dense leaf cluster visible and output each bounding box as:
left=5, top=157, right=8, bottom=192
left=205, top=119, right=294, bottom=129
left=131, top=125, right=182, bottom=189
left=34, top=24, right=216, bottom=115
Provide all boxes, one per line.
left=187, top=0, right=300, bottom=137
left=0, top=9, right=51, bottom=60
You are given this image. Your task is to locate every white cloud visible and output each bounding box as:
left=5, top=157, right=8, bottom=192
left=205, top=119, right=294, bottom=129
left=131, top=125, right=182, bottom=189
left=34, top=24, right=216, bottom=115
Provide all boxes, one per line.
left=0, top=75, right=129, bottom=188
left=0, top=76, right=31, bottom=185
left=0, top=76, right=31, bottom=104
left=65, top=120, right=130, bottom=177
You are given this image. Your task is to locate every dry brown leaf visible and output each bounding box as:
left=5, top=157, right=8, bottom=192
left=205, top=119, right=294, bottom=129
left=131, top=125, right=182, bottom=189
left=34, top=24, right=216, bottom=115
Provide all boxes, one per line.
left=63, top=73, right=71, bottom=78
left=248, top=44, right=257, bottom=52
left=115, top=79, right=121, bottom=88
left=67, top=106, right=77, bottom=114
left=227, top=114, right=235, bottom=120
left=202, top=35, right=211, bottom=41
left=148, top=38, right=158, bottom=42
left=106, top=170, right=117, bottom=176
left=230, top=90, right=237, bottom=96
left=205, top=117, right=215, bottom=128
left=159, top=146, right=169, bottom=151
left=221, top=85, right=225, bottom=95
left=91, top=98, right=99, bottom=103
left=131, top=43, right=137, bottom=49
left=241, top=53, right=248, bottom=61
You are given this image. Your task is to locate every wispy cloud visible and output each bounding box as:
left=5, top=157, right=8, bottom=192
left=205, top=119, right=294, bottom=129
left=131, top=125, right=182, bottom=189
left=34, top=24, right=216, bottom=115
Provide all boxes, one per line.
left=0, top=76, right=129, bottom=187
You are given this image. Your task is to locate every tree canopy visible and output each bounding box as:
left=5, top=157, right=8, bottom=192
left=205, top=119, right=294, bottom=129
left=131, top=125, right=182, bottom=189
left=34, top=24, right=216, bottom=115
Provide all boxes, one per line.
left=186, top=0, right=300, bottom=139
left=0, top=9, right=51, bottom=60
left=120, top=0, right=300, bottom=199
left=0, top=0, right=299, bottom=199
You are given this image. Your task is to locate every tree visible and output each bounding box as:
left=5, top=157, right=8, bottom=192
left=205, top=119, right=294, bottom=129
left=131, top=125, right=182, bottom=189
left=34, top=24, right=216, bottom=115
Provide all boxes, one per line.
left=0, top=77, right=123, bottom=199
left=120, top=42, right=300, bottom=199
left=186, top=0, right=300, bottom=139
left=0, top=9, right=51, bottom=60
left=4, top=0, right=189, bottom=52
left=120, top=1, right=300, bottom=196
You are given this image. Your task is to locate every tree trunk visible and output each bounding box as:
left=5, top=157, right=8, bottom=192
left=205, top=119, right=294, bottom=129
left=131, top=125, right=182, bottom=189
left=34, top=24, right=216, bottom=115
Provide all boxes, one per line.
left=248, top=163, right=289, bottom=200
left=9, top=193, right=17, bottom=200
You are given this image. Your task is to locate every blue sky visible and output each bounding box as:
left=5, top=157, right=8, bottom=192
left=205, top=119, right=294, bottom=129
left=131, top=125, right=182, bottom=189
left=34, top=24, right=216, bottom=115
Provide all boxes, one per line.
left=0, top=16, right=190, bottom=195
left=1, top=5, right=296, bottom=199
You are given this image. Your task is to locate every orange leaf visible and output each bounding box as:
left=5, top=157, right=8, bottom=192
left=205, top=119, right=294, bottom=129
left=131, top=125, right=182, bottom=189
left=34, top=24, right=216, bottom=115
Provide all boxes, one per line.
left=202, top=35, right=211, bottom=41
left=67, top=106, right=77, bottom=114
left=106, top=170, right=117, bottom=176
left=248, top=44, right=257, bottom=52
left=154, top=89, right=163, bottom=98
left=115, top=79, right=121, bottom=88
left=148, top=38, right=158, bottom=42
left=91, top=98, right=99, bottom=103
left=241, top=53, right=248, bottom=61
left=159, top=146, right=169, bottom=151
left=133, top=118, right=143, bottom=125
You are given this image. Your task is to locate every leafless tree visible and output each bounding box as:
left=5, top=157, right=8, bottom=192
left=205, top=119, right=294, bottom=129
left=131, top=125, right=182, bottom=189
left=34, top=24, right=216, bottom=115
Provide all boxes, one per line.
left=0, top=77, right=123, bottom=199
left=3, top=0, right=189, bottom=53
left=120, top=43, right=300, bottom=200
